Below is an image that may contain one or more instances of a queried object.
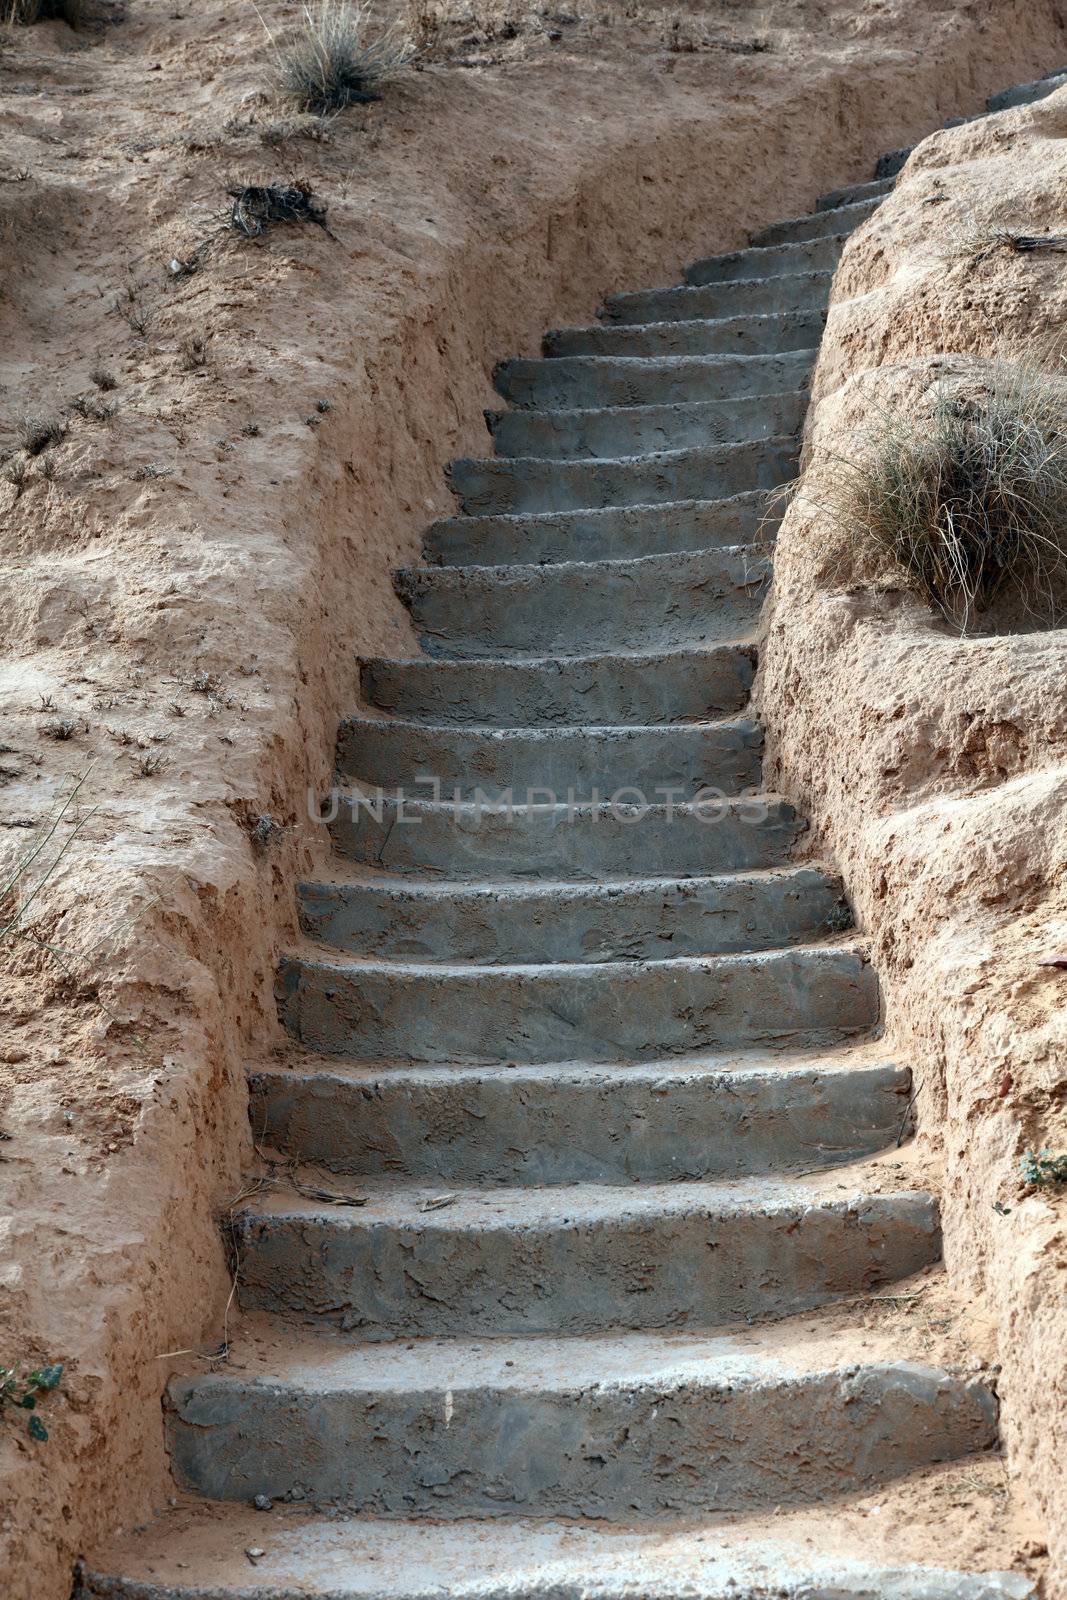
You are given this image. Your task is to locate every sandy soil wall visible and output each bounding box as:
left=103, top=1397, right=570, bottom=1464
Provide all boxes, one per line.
left=758, top=86, right=1067, bottom=1599
left=1, top=2, right=1066, bottom=1595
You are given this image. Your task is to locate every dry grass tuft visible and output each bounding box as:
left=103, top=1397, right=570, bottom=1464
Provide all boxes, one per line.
left=268, top=0, right=413, bottom=115
left=17, top=411, right=67, bottom=456
left=820, top=363, right=1067, bottom=632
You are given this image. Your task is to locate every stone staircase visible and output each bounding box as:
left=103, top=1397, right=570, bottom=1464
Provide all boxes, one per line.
left=77, top=67, right=1067, bottom=1600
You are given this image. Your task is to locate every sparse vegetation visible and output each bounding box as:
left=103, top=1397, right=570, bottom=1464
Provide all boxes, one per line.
left=134, top=750, right=170, bottom=778
left=247, top=813, right=285, bottom=852
left=268, top=0, right=413, bottom=116
left=0, top=1363, right=63, bottom=1444
left=113, top=285, right=152, bottom=336
left=89, top=366, right=117, bottom=392
left=3, top=457, right=29, bottom=498
left=822, top=364, right=1067, bottom=631
left=1021, top=1150, right=1067, bottom=1187
left=71, top=392, right=117, bottom=423
left=228, top=181, right=331, bottom=239
left=17, top=411, right=67, bottom=456
left=179, top=334, right=209, bottom=370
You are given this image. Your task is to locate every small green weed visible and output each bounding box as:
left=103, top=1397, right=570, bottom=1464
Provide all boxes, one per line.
left=1020, top=1149, right=1067, bottom=1187
left=0, top=1363, right=63, bottom=1442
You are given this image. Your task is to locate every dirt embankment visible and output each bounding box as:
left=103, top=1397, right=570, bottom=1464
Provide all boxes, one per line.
left=2, top=1, right=1066, bottom=1595
left=759, top=85, right=1067, bottom=1599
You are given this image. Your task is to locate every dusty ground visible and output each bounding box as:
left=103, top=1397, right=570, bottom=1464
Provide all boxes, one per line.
left=759, top=81, right=1067, bottom=1599
left=2, top=0, right=1067, bottom=1595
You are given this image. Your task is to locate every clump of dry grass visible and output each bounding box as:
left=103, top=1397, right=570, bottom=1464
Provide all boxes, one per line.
left=17, top=411, right=67, bottom=456
left=267, top=0, right=413, bottom=115
left=823, top=363, right=1067, bottom=632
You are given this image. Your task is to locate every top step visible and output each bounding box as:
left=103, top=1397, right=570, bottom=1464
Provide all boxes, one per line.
left=987, top=69, right=1067, bottom=112
left=748, top=195, right=882, bottom=249
left=874, top=146, right=912, bottom=180
left=685, top=232, right=847, bottom=286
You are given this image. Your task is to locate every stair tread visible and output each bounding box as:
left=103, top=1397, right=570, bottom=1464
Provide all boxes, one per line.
left=299, top=862, right=836, bottom=897
left=248, top=1035, right=899, bottom=1083
left=173, top=1291, right=965, bottom=1394
left=398, top=541, right=771, bottom=581
left=338, top=710, right=761, bottom=735
left=430, top=488, right=766, bottom=529
left=287, top=930, right=863, bottom=974
left=79, top=1460, right=1036, bottom=1600
left=362, top=640, right=755, bottom=669
left=448, top=435, right=797, bottom=472
left=487, top=390, right=809, bottom=423
left=239, top=1147, right=924, bottom=1225
left=545, top=310, right=822, bottom=338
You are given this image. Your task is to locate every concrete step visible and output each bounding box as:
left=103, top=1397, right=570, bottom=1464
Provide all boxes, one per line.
left=77, top=1497, right=1039, bottom=1600
left=335, top=714, right=763, bottom=801
left=296, top=864, right=850, bottom=965
left=232, top=1164, right=932, bottom=1333
left=360, top=643, right=755, bottom=726
left=424, top=490, right=775, bottom=567
left=600, top=272, right=831, bottom=325
left=875, top=146, right=913, bottom=180
left=276, top=942, right=878, bottom=1062
left=541, top=309, right=825, bottom=361
left=248, top=1045, right=909, bottom=1182
left=485, top=390, right=807, bottom=459
left=684, top=233, right=847, bottom=286
left=987, top=69, right=1067, bottom=111
left=816, top=175, right=895, bottom=210
left=393, top=546, right=770, bottom=658
left=748, top=195, right=882, bottom=248
left=446, top=437, right=796, bottom=516
left=327, top=791, right=805, bottom=880
left=493, top=348, right=813, bottom=409
left=161, top=1319, right=994, bottom=1516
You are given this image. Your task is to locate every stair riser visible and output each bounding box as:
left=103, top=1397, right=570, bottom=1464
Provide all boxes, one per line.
left=425, top=492, right=775, bottom=566
left=749, top=197, right=882, bottom=247
left=447, top=440, right=795, bottom=516
left=360, top=647, right=754, bottom=726
left=817, top=176, right=894, bottom=211
left=494, top=350, right=813, bottom=409
left=328, top=797, right=803, bottom=879
left=395, top=552, right=770, bottom=658
left=486, top=392, right=807, bottom=459
left=166, top=1363, right=993, bottom=1518
left=685, top=234, right=845, bottom=286
left=276, top=947, right=878, bottom=1063
left=248, top=1061, right=911, bottom=1183
left=542, top=311, right=824, bottom=360
left=235, top=1189, right=936, bottom=1335
left=297, top=869, right=848, bottom=964
left=336, top=720, right=762, bottom=800
left=601, top=274, right=830, bottom=325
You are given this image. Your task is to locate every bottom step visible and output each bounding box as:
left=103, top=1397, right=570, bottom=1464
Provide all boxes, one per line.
left=78, top=1463, right=1036, bottom=1598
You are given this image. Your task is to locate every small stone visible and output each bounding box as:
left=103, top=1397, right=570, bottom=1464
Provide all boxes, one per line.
left=253, top=1494, right=272, bottom=1511
left=245, top=1547, right=266, bottom=1565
